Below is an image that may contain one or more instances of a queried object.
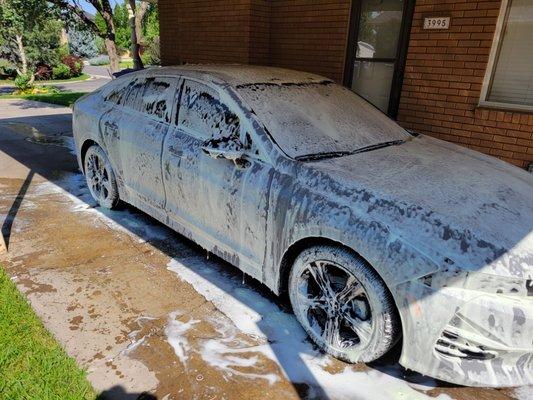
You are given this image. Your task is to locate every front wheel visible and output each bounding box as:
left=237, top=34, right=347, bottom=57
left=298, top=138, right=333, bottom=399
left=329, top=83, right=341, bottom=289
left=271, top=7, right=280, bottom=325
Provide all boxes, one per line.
left=84, top=145, right=120, bottom=209
left=288, top=245, right=400, bottom=363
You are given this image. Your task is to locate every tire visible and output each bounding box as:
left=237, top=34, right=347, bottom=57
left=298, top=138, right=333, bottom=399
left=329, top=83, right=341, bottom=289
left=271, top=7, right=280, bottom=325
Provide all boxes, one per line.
left=288, top=245, right=400, bottom=363
left=83, top=145, right=120, bottom=209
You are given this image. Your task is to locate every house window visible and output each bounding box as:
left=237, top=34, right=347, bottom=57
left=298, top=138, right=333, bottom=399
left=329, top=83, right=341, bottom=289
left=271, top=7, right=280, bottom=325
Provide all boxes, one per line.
left=480, top=0, right=533, bottom=111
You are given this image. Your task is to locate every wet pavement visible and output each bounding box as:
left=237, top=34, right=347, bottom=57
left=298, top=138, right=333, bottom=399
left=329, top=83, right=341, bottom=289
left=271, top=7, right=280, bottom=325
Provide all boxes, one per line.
left=0, top=99, right=531, bottom=400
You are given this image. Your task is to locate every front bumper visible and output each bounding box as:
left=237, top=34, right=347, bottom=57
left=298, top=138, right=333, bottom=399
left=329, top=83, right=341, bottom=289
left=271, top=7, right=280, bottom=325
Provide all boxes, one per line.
left=395, top=281, right=533, bottom=387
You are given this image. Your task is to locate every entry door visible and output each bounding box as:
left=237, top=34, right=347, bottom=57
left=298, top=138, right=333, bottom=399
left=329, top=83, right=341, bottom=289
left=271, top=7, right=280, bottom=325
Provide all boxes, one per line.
left=344, top=0, right=414, bottom=118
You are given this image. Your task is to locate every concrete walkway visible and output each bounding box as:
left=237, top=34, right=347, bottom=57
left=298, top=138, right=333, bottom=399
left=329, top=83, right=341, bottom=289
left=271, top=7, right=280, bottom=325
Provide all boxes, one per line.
left=0, top=99, right=528, bottom=400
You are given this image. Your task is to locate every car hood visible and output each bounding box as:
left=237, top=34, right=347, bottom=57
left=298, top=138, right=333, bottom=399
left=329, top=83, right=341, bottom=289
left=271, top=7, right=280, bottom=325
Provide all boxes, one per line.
left=300, top=135, right=533, bottom=279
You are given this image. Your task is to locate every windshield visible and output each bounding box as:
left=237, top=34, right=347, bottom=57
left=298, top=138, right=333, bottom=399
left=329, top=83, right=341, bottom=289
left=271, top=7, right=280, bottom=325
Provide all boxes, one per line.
left=236, top=81, right=410, bottom=159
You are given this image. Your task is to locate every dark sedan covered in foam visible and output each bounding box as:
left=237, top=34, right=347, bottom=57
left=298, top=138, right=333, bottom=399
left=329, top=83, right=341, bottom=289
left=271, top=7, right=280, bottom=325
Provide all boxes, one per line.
left=73, top=65, right=533, bottom=387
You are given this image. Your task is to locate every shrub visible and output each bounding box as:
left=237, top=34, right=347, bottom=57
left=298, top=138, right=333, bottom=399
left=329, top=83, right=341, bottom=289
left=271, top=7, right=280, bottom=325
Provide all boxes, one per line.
left=52, top=63, right=71, bottom=80
left=61, top=55, right=83, bottom=77
left=88, top=55, right=110, bottom=66
left=15, top=73, right=35, bottom=91
left=35, top=64, right=53, bottom=81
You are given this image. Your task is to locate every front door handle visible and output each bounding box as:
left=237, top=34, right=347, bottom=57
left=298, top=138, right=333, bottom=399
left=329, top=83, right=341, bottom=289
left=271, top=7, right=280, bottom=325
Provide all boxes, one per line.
left=104, top=121, right=118, bottom=137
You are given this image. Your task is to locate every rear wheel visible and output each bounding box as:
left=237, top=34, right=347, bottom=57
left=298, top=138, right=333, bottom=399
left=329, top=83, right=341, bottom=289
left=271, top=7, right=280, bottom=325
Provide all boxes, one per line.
left=288, top=245, right=400, bottom=363
left=84, top=145, right=120, bottom=209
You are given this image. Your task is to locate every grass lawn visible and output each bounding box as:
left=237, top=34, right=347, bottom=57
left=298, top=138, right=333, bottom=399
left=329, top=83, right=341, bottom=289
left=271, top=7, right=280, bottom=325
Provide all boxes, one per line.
left=0, top=74, right=90, bottom=86
left=119, top=61, right=134, bottom=69
left=0, top=92, right=87, bottom=107
left=0, top=267, right=96, bottom=399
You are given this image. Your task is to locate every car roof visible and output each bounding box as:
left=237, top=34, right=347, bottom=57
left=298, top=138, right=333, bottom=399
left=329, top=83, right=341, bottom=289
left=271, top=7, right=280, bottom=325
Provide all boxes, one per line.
left=141, top=64, right=333, bottom=88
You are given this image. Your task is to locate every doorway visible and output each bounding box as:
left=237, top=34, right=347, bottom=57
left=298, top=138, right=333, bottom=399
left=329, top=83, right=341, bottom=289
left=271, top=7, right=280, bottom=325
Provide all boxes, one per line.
left=344, top=0, right=415, bottom=118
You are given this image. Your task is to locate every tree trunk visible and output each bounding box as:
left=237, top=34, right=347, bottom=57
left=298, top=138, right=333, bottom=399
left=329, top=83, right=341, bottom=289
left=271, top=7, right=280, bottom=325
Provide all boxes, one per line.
left=105, top=38, right=120, bottom=73
left=135, top=1, right=150, bottom=46
left=127, top=0, right=143, bottom=70
left=15, top=34, right=28, bottom=75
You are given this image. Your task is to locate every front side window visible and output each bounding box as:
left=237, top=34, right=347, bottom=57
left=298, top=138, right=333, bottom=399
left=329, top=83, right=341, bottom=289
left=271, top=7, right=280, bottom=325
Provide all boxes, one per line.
left=481, top=0, right=533, bottom=110
left=178, top=80, right=241, bottom=143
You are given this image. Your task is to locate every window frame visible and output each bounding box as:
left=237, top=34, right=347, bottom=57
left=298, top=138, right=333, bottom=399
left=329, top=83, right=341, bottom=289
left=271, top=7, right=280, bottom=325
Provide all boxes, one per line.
left=176, top=78, right=227, bottom=141
left=175, top=77, right=269, bottom=163
left=104, top=74, right=178, bottom=123
left=479, top=0, right=533, bottom=112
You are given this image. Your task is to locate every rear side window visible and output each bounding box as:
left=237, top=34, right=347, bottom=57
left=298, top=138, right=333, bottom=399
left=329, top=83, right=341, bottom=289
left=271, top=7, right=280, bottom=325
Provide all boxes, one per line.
left=139, top=77, right=174, bottom=122
left=177, top=80, right=241, bottom=141
left=105, top=76, right=174, bottom=123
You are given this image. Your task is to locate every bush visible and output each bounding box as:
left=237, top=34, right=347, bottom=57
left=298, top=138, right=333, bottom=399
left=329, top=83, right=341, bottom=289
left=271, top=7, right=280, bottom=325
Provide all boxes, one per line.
left=88, top=55, right=110, bottom=66
left=61, top=55, right=83, bottom=77
left=52, top=63, right=71, bottom=80
left=35, top=64, right=53, bottom=81
left=15, top=73, right=35, bottom=91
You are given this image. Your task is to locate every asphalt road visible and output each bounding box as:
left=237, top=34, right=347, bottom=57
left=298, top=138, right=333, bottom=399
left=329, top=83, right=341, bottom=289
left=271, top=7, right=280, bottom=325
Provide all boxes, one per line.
left=0, top=65, right=111, bottom=95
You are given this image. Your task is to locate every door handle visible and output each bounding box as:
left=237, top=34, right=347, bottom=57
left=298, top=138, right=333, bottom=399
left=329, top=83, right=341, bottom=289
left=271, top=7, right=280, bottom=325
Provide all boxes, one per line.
left=104, top=121, right=118, bottom=137
left=168, top=145, right=183, bottom=158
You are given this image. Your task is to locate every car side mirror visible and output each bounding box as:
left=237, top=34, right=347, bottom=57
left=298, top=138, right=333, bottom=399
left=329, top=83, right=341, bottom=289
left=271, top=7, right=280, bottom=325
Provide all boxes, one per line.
left=201, top=138, right=249, bottom=168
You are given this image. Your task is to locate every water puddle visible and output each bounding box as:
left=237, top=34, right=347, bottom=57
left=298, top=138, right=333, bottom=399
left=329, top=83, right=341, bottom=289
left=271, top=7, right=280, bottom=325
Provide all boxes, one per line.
left=2, top=122, right=74, bottom=150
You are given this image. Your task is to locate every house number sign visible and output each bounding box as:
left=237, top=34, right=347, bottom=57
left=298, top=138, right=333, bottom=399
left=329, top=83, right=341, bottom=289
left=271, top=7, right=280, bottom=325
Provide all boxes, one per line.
left=423, top=17, right=450, bottom=30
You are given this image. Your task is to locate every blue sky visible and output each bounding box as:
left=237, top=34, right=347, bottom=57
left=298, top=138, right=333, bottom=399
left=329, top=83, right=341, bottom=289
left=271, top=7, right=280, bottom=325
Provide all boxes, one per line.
left=79, top=0, right=121, bottom=13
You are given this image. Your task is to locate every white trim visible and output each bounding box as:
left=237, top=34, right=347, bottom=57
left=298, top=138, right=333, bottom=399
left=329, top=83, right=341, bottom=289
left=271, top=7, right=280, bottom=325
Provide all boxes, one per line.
left=478, top=99, right=533, bottom=113
left=477, top=0, right=533, bottom=112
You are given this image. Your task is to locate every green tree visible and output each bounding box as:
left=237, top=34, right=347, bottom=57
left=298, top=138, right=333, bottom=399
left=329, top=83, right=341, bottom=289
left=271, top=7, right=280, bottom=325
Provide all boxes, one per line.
left=26, top=19, right=63, bottom=68
left=0, top=0, right=50, bottom=78
left=143, top=2, right=159, bottom=43
left=48, top=0, right=121, bottom=72
left=95, top=2, right=129, bottom=51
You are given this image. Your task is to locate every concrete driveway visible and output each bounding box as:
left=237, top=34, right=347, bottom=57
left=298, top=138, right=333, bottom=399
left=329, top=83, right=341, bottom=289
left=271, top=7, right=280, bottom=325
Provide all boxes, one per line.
left=0, top=99, right=530, bottom=400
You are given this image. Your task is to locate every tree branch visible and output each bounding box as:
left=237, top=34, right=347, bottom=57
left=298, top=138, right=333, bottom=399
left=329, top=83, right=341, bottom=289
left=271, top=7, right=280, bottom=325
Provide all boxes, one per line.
left=47, top=0, right=100, bottom=35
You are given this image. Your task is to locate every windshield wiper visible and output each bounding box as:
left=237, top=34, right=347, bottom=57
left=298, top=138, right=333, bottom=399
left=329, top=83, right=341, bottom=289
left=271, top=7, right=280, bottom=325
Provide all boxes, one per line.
left=295, top=150, right=354, bottom=162
left=295, top=140, right=406, bottom=162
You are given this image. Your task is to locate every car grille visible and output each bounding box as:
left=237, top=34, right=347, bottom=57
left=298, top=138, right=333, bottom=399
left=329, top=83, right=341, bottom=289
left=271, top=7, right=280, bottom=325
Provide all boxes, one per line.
left=435, top=329, right=497, bottom=361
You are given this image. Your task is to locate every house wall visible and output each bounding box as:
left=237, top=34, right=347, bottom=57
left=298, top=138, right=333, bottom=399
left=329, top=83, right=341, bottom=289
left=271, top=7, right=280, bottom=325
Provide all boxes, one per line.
left=397, top=0, right=533, bottom=169
left=158, top=0, right=533, bottom=169
left=269, top=0, right=351, bottom=83
left=159, top=0, right=255, bottom=64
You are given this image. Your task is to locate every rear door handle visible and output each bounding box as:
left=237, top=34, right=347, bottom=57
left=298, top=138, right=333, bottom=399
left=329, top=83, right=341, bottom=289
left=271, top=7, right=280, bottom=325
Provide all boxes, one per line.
left=168, top=145, right=183, bottom=158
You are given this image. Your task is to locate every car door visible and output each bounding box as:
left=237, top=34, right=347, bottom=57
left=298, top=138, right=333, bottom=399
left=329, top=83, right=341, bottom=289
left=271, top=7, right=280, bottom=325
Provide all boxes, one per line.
left=162, top=79, right=273, bottom=277
left=162, top=78, right=202, bottom=228
left=115, top=75, right=176, bottom=213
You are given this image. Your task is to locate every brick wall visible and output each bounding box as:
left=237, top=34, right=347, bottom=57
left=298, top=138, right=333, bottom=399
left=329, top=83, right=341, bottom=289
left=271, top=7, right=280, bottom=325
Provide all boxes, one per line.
left=269, top=0, right=351, bottom=83
left=159, top=0, right=259, bottom=65
left=159, top=0, right=351, bottom=83
left=397, top=0, right=533, bottom=168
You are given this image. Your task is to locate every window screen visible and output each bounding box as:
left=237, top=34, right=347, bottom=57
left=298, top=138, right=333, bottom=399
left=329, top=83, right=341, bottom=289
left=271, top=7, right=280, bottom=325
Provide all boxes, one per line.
left=178, top=80, right=241, bottom=141
left=486, top=0, right=533, bottom=107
